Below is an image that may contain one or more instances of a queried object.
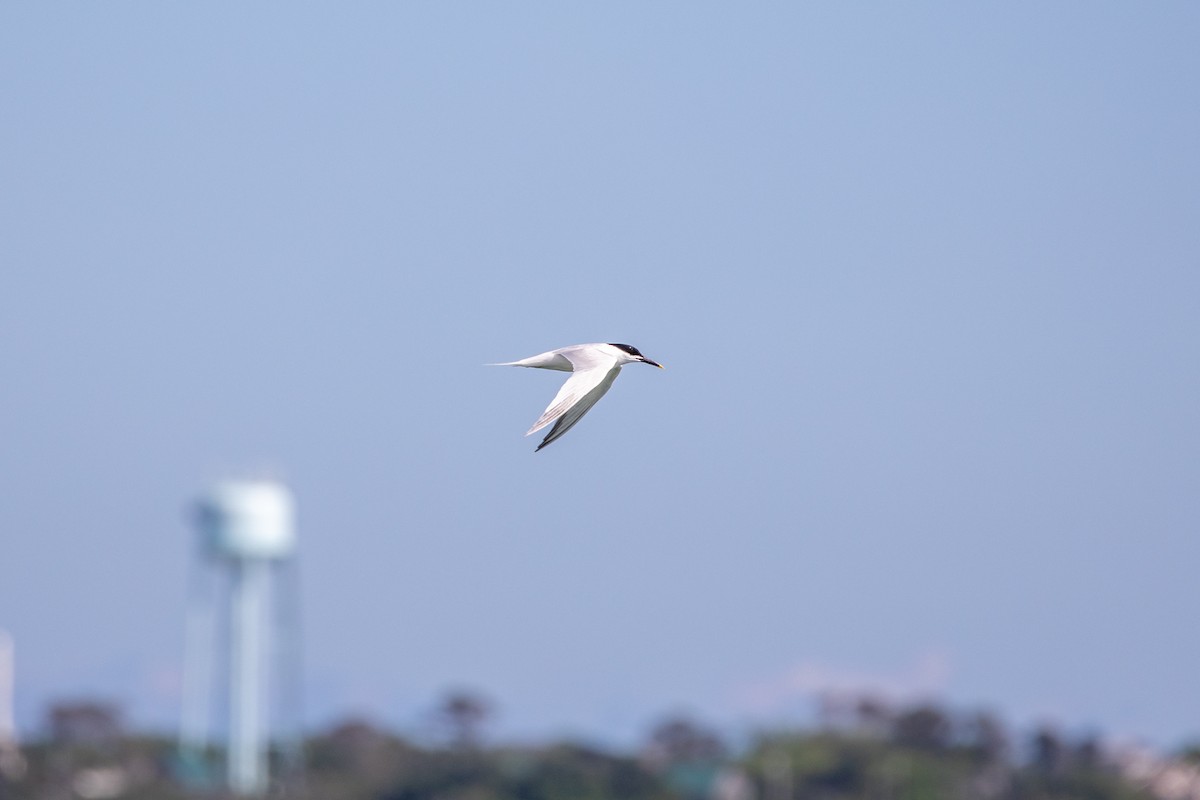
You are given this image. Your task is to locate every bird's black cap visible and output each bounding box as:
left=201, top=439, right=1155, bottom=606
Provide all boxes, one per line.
left=608, top=343, right=644, bottom=358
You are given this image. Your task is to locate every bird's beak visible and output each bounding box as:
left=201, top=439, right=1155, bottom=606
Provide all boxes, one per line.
left=642, top=358, right=664, bottom=369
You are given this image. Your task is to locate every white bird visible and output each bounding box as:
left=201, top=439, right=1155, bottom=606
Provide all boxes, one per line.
left=491, top=343, right=664, bottom=451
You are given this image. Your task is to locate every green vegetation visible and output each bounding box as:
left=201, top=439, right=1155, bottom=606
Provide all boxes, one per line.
left=0, top=696, right=1178, bottom=800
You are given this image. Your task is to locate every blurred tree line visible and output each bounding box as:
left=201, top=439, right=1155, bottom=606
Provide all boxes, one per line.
left=1, top=690, right=1189, bottom=800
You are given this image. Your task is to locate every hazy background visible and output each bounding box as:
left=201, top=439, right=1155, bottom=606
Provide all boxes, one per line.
left=2, top=4, right=1198, bottom=749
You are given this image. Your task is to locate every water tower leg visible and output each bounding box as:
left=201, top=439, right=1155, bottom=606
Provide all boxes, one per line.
left=229, top=559, right=269, bottom=796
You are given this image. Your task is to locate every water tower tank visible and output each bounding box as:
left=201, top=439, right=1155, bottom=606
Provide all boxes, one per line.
left=197, top=480, right=295, bottom=561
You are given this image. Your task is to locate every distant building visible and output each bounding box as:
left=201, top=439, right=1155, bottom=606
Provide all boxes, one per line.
left=1113, top=745, right=1200, bottom=800
left=48, top=701, right=123, bottom=745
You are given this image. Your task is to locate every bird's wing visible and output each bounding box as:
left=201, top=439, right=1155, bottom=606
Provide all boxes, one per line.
left=526, top=363, right=623, bottom=450
left=489, top=350, right=573, bottom=370
left=490, top=343, right=611, bottom=371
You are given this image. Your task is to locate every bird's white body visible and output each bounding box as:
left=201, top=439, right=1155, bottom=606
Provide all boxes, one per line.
left=492, top=343, right=663, bottom=451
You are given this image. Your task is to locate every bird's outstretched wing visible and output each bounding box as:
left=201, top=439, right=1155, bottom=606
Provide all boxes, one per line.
left=527, top=364, right=622, bottom=451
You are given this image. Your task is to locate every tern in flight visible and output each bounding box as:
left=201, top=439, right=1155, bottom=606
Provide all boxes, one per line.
left=492, top=343, right=664, bottom=451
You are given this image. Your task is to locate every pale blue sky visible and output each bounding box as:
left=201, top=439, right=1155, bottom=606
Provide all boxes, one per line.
left=2, top=4, right=1198, bottom=748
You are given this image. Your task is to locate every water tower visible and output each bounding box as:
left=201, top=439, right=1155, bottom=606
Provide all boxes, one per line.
left=180, top=479, right=302, bottom=796
left=0, top=629, right=26, bottom=783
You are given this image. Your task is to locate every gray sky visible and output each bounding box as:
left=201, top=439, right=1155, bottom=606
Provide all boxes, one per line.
left=2, top=4, right=1198, bottom=748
